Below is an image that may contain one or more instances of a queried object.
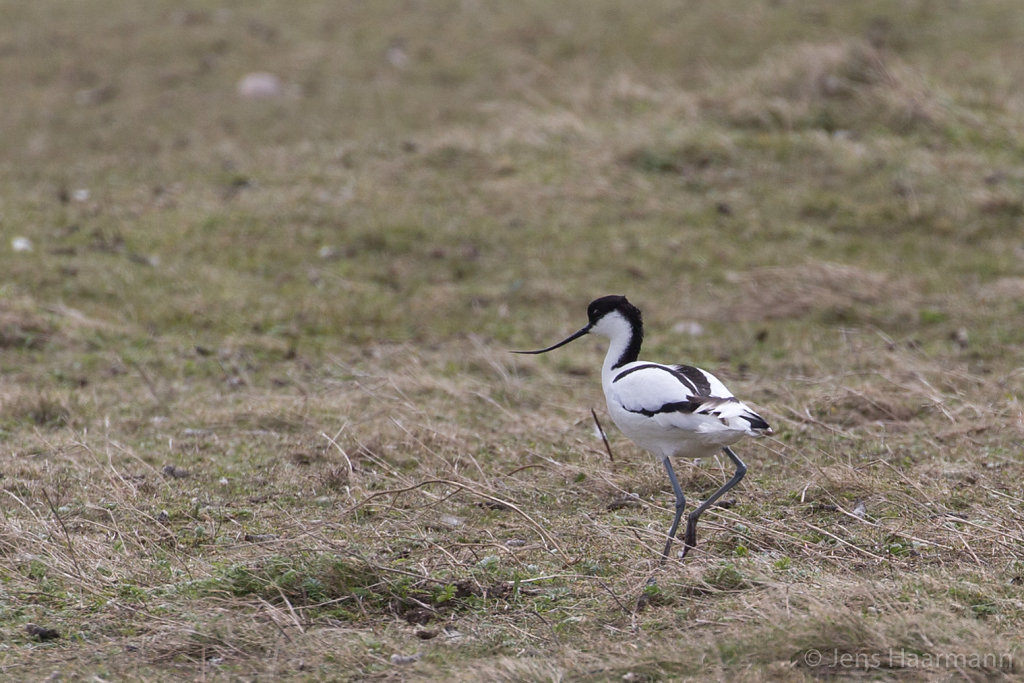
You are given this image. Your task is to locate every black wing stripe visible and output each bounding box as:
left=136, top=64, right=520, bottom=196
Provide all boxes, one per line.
left=624, top=396, right=737, bottom=418
left=624, top=400, right=703, bottom=417
left=742, top=413, right=771, bottom=431
left=613, top=363, right=705, bottom=395
left=673, top=365, right=712, bottom=396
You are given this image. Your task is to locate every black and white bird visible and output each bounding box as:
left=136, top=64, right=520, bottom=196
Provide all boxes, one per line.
left=515, top=295, right=772, bottom=561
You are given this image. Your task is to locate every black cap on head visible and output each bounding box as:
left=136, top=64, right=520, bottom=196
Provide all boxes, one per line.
left=587, top=295, right=641, bottom=327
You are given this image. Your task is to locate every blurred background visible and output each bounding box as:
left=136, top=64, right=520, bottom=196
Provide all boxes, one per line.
left=5, top=1, right=1023, bottom=356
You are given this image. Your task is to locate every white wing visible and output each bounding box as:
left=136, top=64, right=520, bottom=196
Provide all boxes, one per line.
left=609, top=363, right=770, bottom=435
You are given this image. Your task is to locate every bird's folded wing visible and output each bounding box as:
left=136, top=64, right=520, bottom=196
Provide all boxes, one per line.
left=610, top=363, right=768, bottom=433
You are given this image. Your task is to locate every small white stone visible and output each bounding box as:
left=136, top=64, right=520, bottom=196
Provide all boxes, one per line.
left=11, top=237, right=32, bottom=252
left=386, top=43, right=409, bottom=69
left=237, top=72, right=283, bottom=99
left=672, top=321, right=704, bottom=336
left=71, top=188, right=90, bottom=202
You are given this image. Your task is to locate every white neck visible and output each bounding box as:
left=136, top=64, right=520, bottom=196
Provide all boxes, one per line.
left=593, top=312, right=641, bottom=384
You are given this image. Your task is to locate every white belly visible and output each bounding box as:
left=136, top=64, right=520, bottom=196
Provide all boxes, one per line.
left=606, top=397, right=745, bottom=460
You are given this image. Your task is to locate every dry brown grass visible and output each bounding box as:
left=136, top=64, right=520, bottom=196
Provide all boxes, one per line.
left=713, top=262, right=906, bottom=322
left=708, top=40, right=953, bottom=135
left=3, top=331, right=1024, bottom=679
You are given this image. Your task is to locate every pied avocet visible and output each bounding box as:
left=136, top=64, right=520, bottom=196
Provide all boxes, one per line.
left=515, top=295, right=772, bottom=561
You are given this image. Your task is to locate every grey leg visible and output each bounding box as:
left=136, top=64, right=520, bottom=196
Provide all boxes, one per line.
left=680, top=447, right=746, bottom=558
left=660, top=457, right=686, bottom=561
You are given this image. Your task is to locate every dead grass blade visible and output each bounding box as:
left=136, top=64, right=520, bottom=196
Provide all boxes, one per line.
left=346, top=478, right=569, bottom=561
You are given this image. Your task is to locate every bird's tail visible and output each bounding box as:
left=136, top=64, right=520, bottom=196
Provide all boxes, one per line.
left=717, top=401, right=773, bottom=437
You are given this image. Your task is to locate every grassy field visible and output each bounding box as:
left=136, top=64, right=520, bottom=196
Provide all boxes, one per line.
left=3, top=1, right=1024, bottom=679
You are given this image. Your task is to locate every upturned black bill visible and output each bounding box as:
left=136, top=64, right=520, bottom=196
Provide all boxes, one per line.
left=512, top=324, right=591, bottom=355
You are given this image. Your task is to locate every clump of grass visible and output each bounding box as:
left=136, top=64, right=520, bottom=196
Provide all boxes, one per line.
left=0, top=302, right=53, bottom=350
left=707, top=261, right=906, bottom=323
left=708, top=40, right=957, bottom=137
left=622, top=134, right=736, bottom=176
left=1, top=393, right=75, bottom=430
left=208, top=553, right=384, bottom=610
